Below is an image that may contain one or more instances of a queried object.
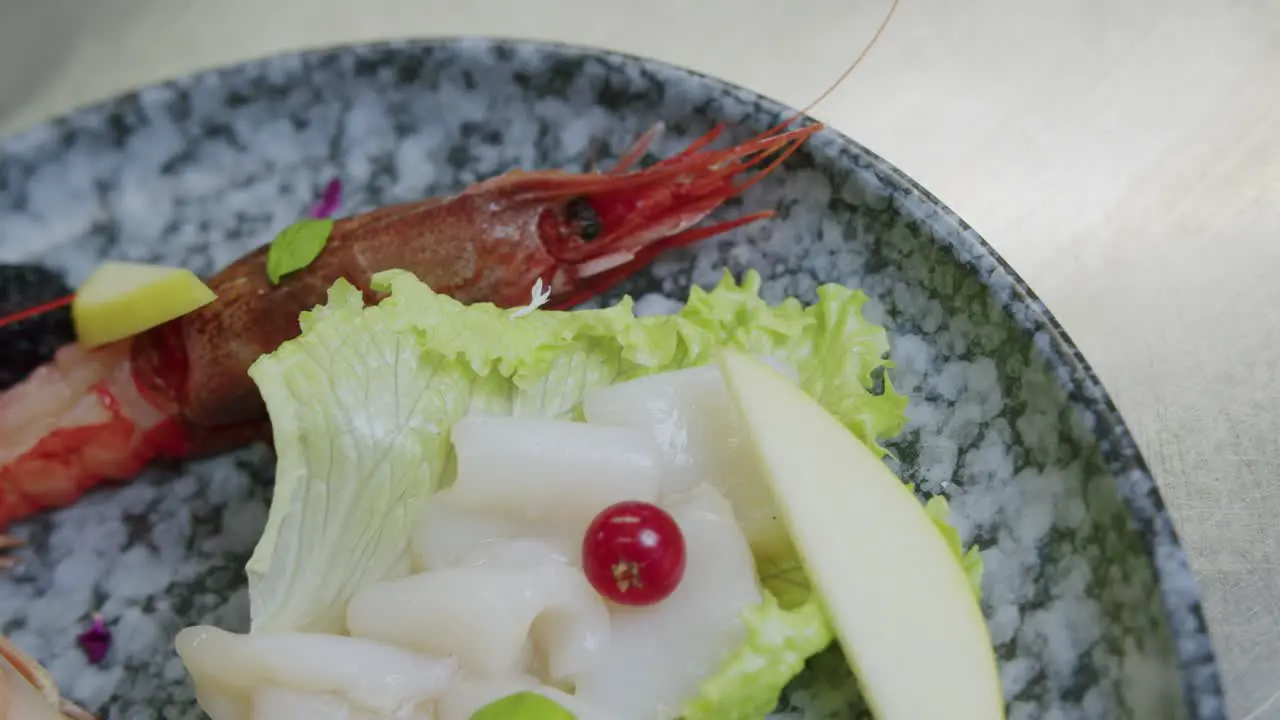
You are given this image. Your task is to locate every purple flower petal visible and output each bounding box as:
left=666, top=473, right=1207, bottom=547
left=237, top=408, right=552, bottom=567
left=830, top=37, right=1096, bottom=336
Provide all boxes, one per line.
left=308, top=177, right=343, bottom=219
left=77, top=613, right=111, bottom=664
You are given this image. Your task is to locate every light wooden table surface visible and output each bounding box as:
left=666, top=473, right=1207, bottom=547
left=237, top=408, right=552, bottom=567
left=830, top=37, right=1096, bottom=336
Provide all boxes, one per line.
left=2, top=0, right=1277, bottom=717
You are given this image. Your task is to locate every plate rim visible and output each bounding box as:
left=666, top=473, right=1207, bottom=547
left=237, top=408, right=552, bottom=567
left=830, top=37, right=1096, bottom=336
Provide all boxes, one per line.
left=0, top=34, right=1227, bottom=718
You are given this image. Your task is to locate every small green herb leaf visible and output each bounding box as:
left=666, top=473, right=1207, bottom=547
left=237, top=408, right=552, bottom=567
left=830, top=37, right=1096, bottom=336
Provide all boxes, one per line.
left=266, top=219, right=334, bottom=285
left=469, top=691, right=576, bottom=720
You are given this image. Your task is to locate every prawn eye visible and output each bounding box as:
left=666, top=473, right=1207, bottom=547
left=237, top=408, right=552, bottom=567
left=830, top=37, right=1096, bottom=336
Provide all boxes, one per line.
left=565, top=196, right=602, bottom=242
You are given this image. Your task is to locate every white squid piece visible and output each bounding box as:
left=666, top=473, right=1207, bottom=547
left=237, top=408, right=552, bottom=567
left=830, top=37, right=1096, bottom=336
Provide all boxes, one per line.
left=449, top=415, right=661, bottom=525
left=174, top=626, right=455, bottom=720
left=455, top=538, right=573, bottom=569
left=415, top=416, right=664, bottom=572
left=346, top=563, right=609, bottom=682
left=582, top=362, right=797, bottom=559
left=573, top=485, right=763, bottom=720
left=410, top=488, right=578, bottom=572
left=249, top=687, right=437, bottom=720
left=435, top=678, right=623, bottom=720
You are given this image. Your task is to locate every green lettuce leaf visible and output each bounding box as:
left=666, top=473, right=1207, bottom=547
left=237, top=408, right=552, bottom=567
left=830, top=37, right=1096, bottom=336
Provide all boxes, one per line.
left=924, top=495, right=985, bottom=599
left=244, top=268, right=909, bottom=634
left=682, top=591, right=833, bottom=720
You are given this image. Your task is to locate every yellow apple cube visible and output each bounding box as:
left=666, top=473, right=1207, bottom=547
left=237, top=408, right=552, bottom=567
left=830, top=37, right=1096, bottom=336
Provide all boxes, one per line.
left=72, top=261, right=216, bottom=348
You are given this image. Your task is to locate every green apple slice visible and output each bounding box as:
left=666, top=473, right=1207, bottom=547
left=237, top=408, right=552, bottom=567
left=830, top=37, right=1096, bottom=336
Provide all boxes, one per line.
left=73, top=261, right=216, bottom=349
left=717, top=350, right=1004, bottom=720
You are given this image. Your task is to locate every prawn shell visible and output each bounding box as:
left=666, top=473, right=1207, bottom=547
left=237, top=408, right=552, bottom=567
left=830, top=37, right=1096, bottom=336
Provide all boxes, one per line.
left=0, top=634, right=97, bottom=719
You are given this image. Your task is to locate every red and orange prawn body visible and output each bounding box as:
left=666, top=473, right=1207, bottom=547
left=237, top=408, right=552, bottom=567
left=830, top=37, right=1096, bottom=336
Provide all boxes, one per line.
left=0, top=121, right=822, bottom=541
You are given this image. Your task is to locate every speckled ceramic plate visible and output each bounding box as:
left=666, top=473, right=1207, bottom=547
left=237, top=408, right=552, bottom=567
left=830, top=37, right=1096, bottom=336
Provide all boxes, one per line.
left=0, top=38, right=1225, bottom=720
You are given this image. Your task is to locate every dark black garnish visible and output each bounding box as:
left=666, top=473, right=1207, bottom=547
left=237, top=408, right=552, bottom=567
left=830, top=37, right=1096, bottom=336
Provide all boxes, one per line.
left=0, top=264, right=75, bottom=390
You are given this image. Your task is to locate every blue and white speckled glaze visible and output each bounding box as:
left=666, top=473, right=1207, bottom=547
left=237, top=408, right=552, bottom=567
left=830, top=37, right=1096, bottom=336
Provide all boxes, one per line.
left=0, top=39, right=1224, bottom=719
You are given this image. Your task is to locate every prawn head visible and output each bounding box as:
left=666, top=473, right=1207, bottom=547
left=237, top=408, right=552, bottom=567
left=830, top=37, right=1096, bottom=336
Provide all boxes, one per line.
left=472, top=121, right=824, bottom=310
left=504, top=0, right=902, bottom=308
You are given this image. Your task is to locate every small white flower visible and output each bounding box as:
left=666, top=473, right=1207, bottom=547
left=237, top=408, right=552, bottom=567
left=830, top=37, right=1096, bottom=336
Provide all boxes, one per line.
left=510, top=277, right=552, bottom=318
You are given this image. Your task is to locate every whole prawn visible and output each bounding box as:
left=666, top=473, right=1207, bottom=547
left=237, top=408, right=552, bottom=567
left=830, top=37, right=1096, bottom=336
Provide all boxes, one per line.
left=0, top=121, right=818, bottom=540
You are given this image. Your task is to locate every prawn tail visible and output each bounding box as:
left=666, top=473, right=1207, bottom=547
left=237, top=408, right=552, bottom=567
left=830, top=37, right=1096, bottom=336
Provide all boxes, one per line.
left=0, top=341, right=189, bottom=534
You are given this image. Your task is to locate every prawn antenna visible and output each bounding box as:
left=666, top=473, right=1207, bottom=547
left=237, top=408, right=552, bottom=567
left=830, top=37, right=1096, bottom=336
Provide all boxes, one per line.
left=0, top=293, right=75, bottom=330
left=778, top=0, right=902, bottom=129
left=802, top=0, right=901, bottom=117
left=712, top=0, right=900, bottom=178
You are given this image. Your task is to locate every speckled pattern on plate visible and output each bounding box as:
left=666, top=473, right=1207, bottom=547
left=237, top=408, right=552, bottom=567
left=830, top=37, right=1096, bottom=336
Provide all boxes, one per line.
left=0, top=38, right=1224, bottom=720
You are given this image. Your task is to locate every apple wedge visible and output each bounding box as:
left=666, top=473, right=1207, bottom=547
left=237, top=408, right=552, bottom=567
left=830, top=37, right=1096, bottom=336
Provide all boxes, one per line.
left=717, top=350, right=1004, bottom=720
left=73, top=261, right=216, bottom=349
